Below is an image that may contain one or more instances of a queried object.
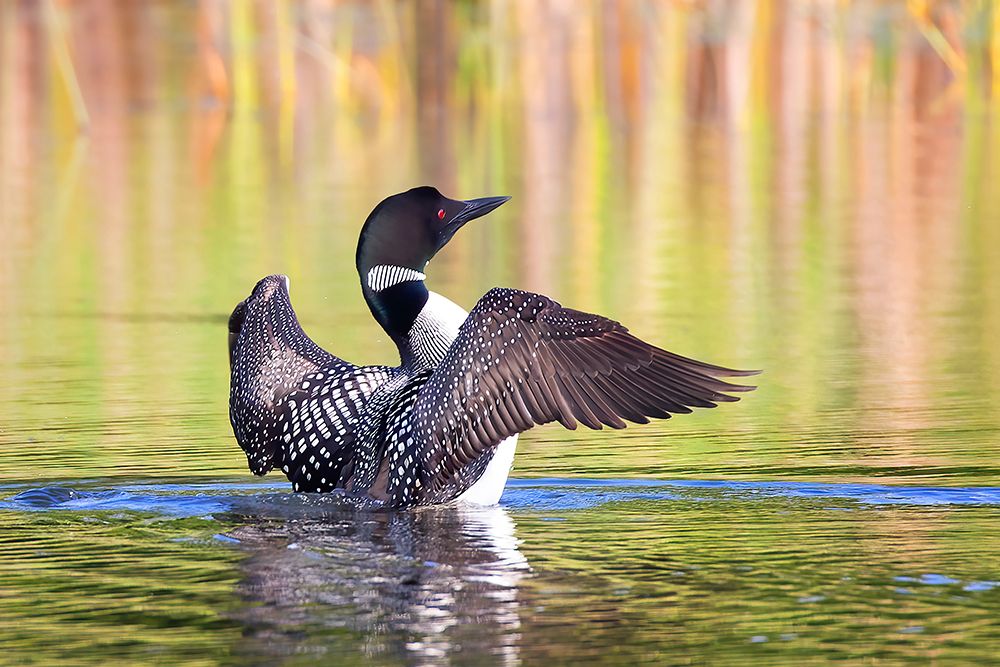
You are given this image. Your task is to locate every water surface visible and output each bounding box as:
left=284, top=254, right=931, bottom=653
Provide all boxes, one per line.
left=2, top=1, right=1000, bottom=664
left=3, top=479, right=1000, bottom=664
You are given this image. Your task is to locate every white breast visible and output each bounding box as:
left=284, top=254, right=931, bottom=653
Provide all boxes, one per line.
left=407, top=291, right=471, bottom=369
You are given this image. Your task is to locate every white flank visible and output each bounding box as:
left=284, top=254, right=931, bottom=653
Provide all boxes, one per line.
left=456, top=435, right=518, bottom=506
left=408, top=291, right=518, bottom=505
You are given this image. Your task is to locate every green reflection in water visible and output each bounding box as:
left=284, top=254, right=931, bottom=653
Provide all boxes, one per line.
left=1, top=45, right=998, bottom=485
left=512, top=499, right=1000, bottom=663
left=1, top=1, right=1000, bottom=664
left=1, top=491, right=998, bottom=665
left=0, top=511, right=244, bottom=664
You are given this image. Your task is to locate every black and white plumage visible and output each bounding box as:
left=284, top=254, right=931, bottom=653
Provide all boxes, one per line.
left=228, top=187, right=758, bottom=508
left=227, top=275, right=391, bottom=484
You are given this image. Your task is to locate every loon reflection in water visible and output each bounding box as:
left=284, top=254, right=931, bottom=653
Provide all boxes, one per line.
left=224, top=502, right=528, bottom=663
left=227, top=187, right=758, bottom=508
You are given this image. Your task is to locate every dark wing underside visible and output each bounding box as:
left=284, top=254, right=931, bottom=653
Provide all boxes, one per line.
left=408, top=287, right=759, bottom=504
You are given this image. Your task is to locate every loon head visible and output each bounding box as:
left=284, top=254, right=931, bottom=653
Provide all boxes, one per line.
left=355, top=186, right=509, bottom=290
left=355, top=187, right=508, bottom=341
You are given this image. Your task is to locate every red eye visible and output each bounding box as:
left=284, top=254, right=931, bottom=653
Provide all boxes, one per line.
left=437, top=208, right=446, bottom=220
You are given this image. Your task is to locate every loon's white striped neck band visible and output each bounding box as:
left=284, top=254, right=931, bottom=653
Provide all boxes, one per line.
left=367, top=264, right=427, bottom=292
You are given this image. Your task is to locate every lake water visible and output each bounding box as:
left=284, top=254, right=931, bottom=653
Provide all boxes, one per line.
left=1, top=2, right=999, bottom=664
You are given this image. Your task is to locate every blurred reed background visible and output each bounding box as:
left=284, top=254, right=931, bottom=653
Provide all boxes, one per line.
left=1, top=0, right=999, bottom=483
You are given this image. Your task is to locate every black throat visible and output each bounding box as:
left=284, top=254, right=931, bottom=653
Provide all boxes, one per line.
left=363, top=279, right=429, bottom=350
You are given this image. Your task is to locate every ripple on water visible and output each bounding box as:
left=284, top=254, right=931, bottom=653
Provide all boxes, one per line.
left=1, top=476, right=999, bottom=665
left=4, top=478, right=1000, bottom=517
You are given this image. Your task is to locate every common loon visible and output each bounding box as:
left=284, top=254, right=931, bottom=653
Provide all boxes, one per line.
left=228, top=187, right=757, bottom=508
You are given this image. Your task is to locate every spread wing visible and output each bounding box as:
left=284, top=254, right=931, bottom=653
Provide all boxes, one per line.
left=409, top=287, right=758, bottom=502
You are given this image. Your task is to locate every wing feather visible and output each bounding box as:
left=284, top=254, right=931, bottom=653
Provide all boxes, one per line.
left=404, top=288, right=758, bottom=504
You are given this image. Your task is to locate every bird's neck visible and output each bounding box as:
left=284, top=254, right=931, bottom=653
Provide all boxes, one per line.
left=364, top=277, right=428, bottom=342
left=362, top=275, right=466, bottom=371
left=400, top=290, right=468, bottom=371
